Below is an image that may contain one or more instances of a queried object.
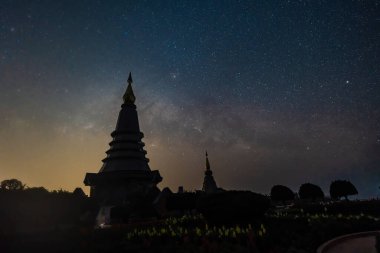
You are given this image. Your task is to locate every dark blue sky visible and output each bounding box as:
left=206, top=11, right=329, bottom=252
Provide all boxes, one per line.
left=0, top=0, right=379, bottom=197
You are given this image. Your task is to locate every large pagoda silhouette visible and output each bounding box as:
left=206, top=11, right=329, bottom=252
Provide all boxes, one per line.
left=84, top=73, right=162, bottom=224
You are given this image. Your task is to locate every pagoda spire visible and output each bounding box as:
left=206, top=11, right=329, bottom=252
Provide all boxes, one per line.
left=205, top=151, right=213, bottom=176
left=206, top=151, right=210, bottom=171
left=123, top=72, right=136, bottom=105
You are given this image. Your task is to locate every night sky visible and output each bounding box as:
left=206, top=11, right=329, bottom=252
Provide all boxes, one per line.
left=1, top=0, right=379, bottom=198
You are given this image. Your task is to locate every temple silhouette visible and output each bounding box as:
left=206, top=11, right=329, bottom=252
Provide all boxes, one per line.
left=83, top=73, right=221, bottom=225
left=202, top=151, right=219, bottom=193
left=84, top=73, right=162, bottom=224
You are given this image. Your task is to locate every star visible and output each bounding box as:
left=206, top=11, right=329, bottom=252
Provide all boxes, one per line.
left=170, top=72, right=179, bottom=80
left=0, top=0, right=378, bottom=198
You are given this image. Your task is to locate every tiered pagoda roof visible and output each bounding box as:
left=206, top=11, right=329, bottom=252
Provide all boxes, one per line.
left=84, top=73, right=162, bottom=186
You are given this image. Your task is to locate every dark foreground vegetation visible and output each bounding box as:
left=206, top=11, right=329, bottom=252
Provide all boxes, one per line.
left=1, top=179, right=379, bottom=253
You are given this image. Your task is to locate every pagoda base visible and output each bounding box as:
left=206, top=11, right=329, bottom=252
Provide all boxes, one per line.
left=84, top=170, right=162, bottom=225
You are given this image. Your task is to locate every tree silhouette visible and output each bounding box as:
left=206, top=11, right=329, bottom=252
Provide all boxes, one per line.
left=270, top=185, right=295, bottom=203
left=299, top=183, right=324, bottom=201
left=25, top=187, right=49, bottom=194
left=330, top=180, right=358, bottom=200
left=0, top=179, right=25, bottom=191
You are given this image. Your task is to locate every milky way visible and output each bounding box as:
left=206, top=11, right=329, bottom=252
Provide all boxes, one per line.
left=0, top=0, right=379, bottom=197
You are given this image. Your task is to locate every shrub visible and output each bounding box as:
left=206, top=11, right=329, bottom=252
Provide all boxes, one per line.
left=270, top=185, right=295, bottom=203
left=196, top=191, right=270, bottom=225
left=166, top=192, right=200, bottom=212
left=299, top=183, right=324, bottom=201
left=330, top=180, right=358, bottom=200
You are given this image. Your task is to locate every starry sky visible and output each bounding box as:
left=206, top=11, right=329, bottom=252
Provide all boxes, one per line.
left=1, top=0, right=379, bottom=198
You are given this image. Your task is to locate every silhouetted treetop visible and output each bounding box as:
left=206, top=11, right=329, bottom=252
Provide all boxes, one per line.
left=270, top=185, right=295, bottom=203
left=0, top=179, right=25, bottom=191
left=73, top=187, right=86, bottom=197
left=299, top=183, right=324, bottom=201
left=24, top=187, right=49, bottom=195
left=330, top=180, right=358, bottom=200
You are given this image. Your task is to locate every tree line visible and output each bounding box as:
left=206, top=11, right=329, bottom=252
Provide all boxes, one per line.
left=0, top=178, right=358, bottom=203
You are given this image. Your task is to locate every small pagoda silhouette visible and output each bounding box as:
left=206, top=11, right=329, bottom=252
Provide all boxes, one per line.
left=202, top=151, right=219, bottom=193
